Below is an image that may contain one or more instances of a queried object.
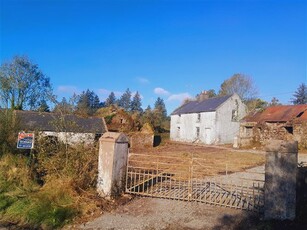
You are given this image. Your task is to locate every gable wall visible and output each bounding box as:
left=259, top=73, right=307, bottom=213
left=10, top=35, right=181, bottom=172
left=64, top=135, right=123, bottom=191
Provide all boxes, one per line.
left=215, top=94, right=247, bottom=144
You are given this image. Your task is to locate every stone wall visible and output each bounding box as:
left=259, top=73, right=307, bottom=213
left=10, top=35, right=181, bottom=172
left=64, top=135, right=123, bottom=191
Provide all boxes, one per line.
left=129, top=132, right=154, bottom=148
left=239, top=121, right=307, bottom=148
left=294, top=122, right=307, bottom=149
left=254, top=122, right=294, bottom=144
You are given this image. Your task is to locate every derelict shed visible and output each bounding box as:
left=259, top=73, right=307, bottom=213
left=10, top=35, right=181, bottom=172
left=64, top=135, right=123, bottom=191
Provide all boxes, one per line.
left=15, top=110, right=108, bottom=145
left=239, top=105, right=307, bottom=148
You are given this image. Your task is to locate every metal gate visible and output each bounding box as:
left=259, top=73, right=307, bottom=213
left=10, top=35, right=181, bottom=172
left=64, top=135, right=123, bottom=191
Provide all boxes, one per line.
left=125, top=153, right=265, bottom=212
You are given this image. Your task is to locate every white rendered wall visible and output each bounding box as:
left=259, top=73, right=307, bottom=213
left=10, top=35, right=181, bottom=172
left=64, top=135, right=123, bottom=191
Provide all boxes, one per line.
left=215, top=94, right=247, bottom=144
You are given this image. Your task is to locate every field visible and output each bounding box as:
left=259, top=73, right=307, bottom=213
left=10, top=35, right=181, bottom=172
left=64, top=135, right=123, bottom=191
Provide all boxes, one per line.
left=130, top=141, right=265, bottom=177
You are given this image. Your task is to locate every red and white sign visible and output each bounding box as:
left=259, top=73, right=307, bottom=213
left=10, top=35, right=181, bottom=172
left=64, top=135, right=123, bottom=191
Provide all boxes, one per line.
left=17, top=132, right=35, bottom=149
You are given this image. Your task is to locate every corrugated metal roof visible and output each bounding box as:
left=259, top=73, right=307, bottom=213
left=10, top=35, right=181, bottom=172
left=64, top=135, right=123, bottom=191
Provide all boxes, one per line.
left=171, top=95, right=232, bottom=115
left=243, top=105, right=307, bottom=123
left=15, top=110, right=107, bottom=133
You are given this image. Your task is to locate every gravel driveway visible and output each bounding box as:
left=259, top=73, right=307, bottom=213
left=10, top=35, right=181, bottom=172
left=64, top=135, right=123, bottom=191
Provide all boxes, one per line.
left=77, top=197, right=258, bottom=230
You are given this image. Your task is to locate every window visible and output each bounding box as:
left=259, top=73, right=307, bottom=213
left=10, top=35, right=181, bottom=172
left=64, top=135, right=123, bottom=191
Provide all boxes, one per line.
left=231, top=109, right=238, bottom=121
left=197, top=113, right=201, bottom=122
left=196, top=127, right=200, bottom=138
left=285, top=126, right=293, bottom=134
left=177, top=127, right=181, bottom=138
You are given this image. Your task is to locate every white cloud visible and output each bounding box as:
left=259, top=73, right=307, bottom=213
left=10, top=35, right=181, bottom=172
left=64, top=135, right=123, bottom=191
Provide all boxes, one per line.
left=137, top=77, right=150, bottom=84
left=98, top=89, right=123, bottom=96
left=167, top=93, right=193, bottom=102
left=154, top=87, right=170, bottom=96
left=57, top=85, right=78, bottom=94
left=97, top=88, right=111, bottom=95
left=97, top=88, right=124, bottom=101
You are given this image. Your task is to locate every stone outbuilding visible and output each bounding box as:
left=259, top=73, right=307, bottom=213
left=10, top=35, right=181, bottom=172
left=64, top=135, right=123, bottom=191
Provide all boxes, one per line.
left=239, top=105, right=307, bottom=149
left=129, top=123, right=155, bottom=149
left=15, top=110, right=108, bottom=145
left=170, top=93, right=247, bottom=144
left=104, top=109, right=134, bottom=133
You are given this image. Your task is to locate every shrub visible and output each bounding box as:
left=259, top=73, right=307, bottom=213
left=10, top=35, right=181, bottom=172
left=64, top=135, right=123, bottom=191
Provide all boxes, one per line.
left=0, top=109, right=20, bottom=156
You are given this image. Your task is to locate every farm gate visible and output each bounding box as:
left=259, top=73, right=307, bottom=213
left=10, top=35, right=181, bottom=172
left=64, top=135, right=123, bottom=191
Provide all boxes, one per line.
left=125, top=153, right=265, bottom=213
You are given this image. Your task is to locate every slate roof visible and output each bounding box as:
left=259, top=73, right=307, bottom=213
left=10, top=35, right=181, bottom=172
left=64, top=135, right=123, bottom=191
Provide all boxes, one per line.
left=243, top=105, right=307, bottom=123
left=171, top=95, right=232, bottom=115
left=15, top=110, right=107, bottom=133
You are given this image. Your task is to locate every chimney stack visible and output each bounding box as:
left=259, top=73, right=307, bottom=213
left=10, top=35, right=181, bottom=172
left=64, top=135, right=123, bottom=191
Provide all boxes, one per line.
left=198, top=91, right=209, bottom=101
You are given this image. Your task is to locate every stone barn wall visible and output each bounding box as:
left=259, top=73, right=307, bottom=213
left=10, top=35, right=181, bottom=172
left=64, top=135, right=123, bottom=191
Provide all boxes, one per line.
left=294, top=122, right=307, bottom=149
left=253, top=122, right=294, bottom=144
left=240, top=121, right=307, bottom=150
left=129, top=132, right=154, bottom=148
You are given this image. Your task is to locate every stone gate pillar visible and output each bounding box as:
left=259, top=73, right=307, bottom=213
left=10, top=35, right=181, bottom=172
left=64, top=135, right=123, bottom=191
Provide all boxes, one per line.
left=97, top=132, right=129, bottom=198
left=264, top=140, right=298, bottom=220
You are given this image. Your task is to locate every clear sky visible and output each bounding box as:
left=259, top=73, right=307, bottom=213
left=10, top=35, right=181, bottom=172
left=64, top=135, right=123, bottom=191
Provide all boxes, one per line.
left=0, top=0, right=306, bottom=114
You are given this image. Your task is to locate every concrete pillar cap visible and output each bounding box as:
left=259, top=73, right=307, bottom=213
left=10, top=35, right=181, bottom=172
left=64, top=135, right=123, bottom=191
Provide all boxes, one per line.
left=265, top=140, right=298, bottom=153
left=99, top=132, right=129, bottom=143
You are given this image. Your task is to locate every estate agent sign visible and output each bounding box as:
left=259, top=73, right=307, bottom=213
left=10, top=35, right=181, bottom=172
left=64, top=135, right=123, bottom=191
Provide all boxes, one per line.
left=17, top=132, right=35, bottom=149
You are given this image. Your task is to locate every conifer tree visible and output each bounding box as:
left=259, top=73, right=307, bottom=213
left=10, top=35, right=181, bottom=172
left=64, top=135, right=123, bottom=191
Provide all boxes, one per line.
left=118, top=88, right=132, bottom=111
left=292, top=83, right=307, bottom=105
left=130, top=91, right=143, bottom=113
left=105, top=92, right=116, bottom=106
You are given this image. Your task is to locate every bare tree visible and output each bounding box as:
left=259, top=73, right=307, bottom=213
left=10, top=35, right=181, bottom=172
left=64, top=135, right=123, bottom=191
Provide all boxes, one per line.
left=219, top=73, right=258, bottom=101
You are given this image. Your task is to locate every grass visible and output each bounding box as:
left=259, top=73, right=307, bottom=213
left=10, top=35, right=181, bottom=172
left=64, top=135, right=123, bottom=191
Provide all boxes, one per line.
left=0, top=145, right=102, bottom=229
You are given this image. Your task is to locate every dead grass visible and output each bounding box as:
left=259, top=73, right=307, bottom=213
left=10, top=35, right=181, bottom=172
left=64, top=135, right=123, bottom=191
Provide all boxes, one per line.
left=130, top=142, right=265, bottom=177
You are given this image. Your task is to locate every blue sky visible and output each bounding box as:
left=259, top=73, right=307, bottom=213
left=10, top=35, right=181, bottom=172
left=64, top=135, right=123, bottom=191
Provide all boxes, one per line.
left=0, top=0, right=306, bottom=114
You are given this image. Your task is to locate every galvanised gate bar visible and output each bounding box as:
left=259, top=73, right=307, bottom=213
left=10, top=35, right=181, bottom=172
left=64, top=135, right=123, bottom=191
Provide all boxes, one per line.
left=125, top=153, right=265, bottom=212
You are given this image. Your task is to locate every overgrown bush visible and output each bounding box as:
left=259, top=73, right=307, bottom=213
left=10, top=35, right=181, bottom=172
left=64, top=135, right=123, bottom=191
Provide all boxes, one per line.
left=0, top=142, right=101, bottom=229
left=0, top=110, right=104, bottom=229
left=0, top=109, right=20, bottom=156
left=35, top=139, right=98, bottom=190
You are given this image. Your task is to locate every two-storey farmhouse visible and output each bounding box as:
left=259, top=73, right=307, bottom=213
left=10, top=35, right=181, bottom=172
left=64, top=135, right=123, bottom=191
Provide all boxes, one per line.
left=170, top=93, right=247, bottom=144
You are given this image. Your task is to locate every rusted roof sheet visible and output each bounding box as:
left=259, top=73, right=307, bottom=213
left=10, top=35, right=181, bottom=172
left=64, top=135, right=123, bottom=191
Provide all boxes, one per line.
left=243, top=105, right=307, bottom=123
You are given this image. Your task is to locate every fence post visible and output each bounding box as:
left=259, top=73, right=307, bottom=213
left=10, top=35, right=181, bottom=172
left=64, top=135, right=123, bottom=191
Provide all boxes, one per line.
left=97, top=132, right=129, bottom=198
left=264, top=140, right=298, bottom=220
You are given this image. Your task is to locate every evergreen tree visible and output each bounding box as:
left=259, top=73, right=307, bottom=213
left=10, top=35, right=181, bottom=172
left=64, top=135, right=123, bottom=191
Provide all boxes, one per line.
left=130, top=91, right=143, bottom=113
left=142, top=105, right=154, bottom=126
left=76, top=89, right=100, bottom=115
left=291, top=83, right=307, bottom=105
left=154, top=97, right=167, bottom=118
left=153, top=97, right=168, bottom=129
left=118, top=88, right=131, bottom=111
left=53, top=97, right=73, bottom=114
left=105, top=92, right=116, bottom=106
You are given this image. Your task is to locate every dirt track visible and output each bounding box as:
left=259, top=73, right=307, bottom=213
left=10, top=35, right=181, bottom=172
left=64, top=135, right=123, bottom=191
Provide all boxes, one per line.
left=78, top=197, right=259, bottom=230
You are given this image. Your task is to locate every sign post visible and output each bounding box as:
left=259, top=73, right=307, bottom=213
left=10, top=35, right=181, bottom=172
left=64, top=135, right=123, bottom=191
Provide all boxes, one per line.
left=17, top=132, right=35, bottom=149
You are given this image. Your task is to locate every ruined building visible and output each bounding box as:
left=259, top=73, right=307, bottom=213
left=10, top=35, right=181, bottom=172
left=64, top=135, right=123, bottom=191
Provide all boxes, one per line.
left=239, top=105, right=307, bottom=149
